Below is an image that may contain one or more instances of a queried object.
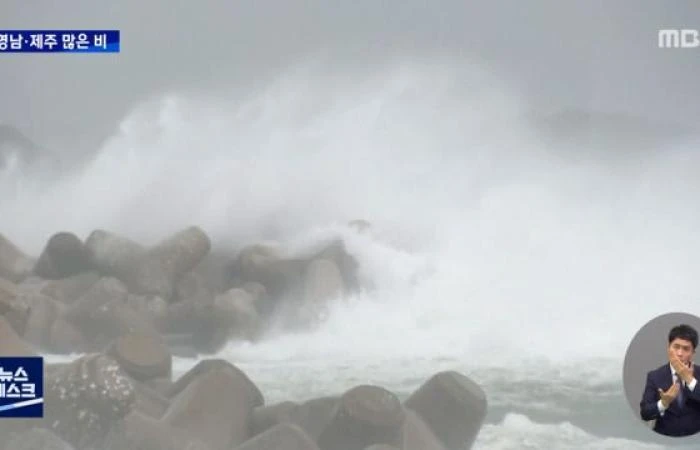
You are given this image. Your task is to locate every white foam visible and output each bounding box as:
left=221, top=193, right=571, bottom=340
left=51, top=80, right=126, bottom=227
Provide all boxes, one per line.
left=7, top=57, right=700, bottom=384
left=475, top=413, right=667, bottom=450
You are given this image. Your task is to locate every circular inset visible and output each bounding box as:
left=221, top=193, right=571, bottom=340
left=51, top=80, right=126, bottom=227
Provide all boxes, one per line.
left=623, top=312, right=700, bottom=438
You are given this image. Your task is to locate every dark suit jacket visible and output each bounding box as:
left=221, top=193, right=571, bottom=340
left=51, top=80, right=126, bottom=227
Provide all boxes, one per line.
left=640, top=364, right=700, bottom=437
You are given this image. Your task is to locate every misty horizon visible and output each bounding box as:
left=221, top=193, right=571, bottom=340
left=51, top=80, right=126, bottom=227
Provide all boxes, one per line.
left=1, top=2, right=700, bottom=448
left=1, top=0, right=699, bottom=154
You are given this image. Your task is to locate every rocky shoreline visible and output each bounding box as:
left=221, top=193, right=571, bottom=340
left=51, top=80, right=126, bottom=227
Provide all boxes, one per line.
left=0, top=226, right=487, bottom=449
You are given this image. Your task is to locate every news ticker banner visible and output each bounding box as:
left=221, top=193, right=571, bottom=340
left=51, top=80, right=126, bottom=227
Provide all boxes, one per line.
left=0, top=357, right=44, bottom=418
left=0, top=30, right=119, bottom=53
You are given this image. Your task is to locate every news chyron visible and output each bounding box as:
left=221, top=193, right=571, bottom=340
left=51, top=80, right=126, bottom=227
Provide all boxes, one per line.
left=0, top=30, right=120, bottom=53
left=0, top=357, right=44, bottom=418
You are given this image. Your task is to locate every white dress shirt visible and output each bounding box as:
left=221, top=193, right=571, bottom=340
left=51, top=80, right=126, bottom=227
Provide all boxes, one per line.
left=658, top=364, right=697, bottom=416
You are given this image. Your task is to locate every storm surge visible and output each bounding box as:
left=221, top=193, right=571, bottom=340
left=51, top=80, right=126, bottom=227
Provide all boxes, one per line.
left=3, top=58, right=700, bottom=448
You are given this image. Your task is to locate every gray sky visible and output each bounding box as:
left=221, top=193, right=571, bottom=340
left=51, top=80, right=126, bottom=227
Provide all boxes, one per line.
left=1, top=0, right=699, bottom=153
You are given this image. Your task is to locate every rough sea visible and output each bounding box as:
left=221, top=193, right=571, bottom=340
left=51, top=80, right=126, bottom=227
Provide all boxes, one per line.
left=3, top=61, right=700, bottom=449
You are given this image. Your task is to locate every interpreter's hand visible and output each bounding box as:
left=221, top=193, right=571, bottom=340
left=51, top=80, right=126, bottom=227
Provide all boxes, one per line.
left=659, top=382, right=680, bottom=408
left=669, top=349, right=695, bottom=384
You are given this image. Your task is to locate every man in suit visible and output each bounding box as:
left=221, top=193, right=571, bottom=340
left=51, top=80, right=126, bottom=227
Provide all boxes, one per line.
left=640, top=324, right=700, bottom=437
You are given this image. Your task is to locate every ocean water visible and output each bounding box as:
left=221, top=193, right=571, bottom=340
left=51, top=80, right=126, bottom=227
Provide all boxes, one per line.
left=4, top=59, right=700, bottom=449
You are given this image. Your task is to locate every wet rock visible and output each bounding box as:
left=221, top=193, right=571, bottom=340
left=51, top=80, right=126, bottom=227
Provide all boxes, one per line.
left=214, top=287, right=261, bottom=340
left=0, top=315, right=37, bottom=356
left=126, top=293, right=168, bottom=327
left=85, top=230, right=172, bottom=299
left=44, top=353, right=136, bottom=448
left=129, top=381, right=172, bottom=419
left=401, top=409, right=446, bottom=450
left=3, top=427, right=75, bottom=450
left=107, top=333, right=172, bottom=382
left=0, top=277, right=30, bottom=334
left=40, top=271, right=100, bottom=306
left=234, top=244, right=283, bottom=279
left=0, top=233, right=34, bottom=283
left=47, top=316, right=87, bottom=354
left=227, top=239, right=360, bottom=332
left=311, top=239, right=360, bottom=293
left=235, top=423, right=320, bottom=450
left=161, top=292, right=227, bottom=353
left=63, top=277, right=160, bottom=350
left=251, top=401, right=299, bottom=436
left=149, top=226, right=211, bottom=287
left=142, top=377, right=174, bottom=397
left=250, top=396, right=340, bottom=442
left=63, top=277, right=129, bottom=324
left=403, top=371, right=487, bottom=450
left=229, top=244, right=305, bottom=301
left=317, top=385, right=405, bottom=450
left=21, top=293, right=62, bottom=349
left=291, top=396, right=341, bottom=441
left=174, top=271, right=209, bottom=304
left=33, top=232, right=91, bottom=280
left=0, top=277, right=19, bottom=309
left=102, top=410, right=210, bottom=450
left=190, top=250, right=235, bottom=294
left=166, top=359, right=263, bottom=405
left=163, top=361, right=263, bottom=450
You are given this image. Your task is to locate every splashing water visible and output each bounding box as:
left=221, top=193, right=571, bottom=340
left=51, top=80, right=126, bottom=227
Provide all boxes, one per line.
left=6, top=58, right=700, bottom=448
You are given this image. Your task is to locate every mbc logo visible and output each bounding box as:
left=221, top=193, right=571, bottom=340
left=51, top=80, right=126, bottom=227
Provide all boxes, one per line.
left=658, top=29, right=700, bottom=48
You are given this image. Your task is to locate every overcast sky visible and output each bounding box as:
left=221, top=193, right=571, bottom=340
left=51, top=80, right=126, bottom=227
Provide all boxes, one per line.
left=1, top=0, right=698, bottom=153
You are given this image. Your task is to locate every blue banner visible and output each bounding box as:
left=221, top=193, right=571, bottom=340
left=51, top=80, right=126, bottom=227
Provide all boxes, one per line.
left=0, top=30, right=120, bottom=53
left=0, top=357, right=44, bottom=418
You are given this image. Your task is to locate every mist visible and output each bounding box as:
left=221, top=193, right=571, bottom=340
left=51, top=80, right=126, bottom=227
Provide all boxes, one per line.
left=2, top=55, right=699, bottom=367
left=1, top=0, right=699, bottom=363
left=1, top=0, right=699, bottom=154
left=2, top=5, right=700, bottom=447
